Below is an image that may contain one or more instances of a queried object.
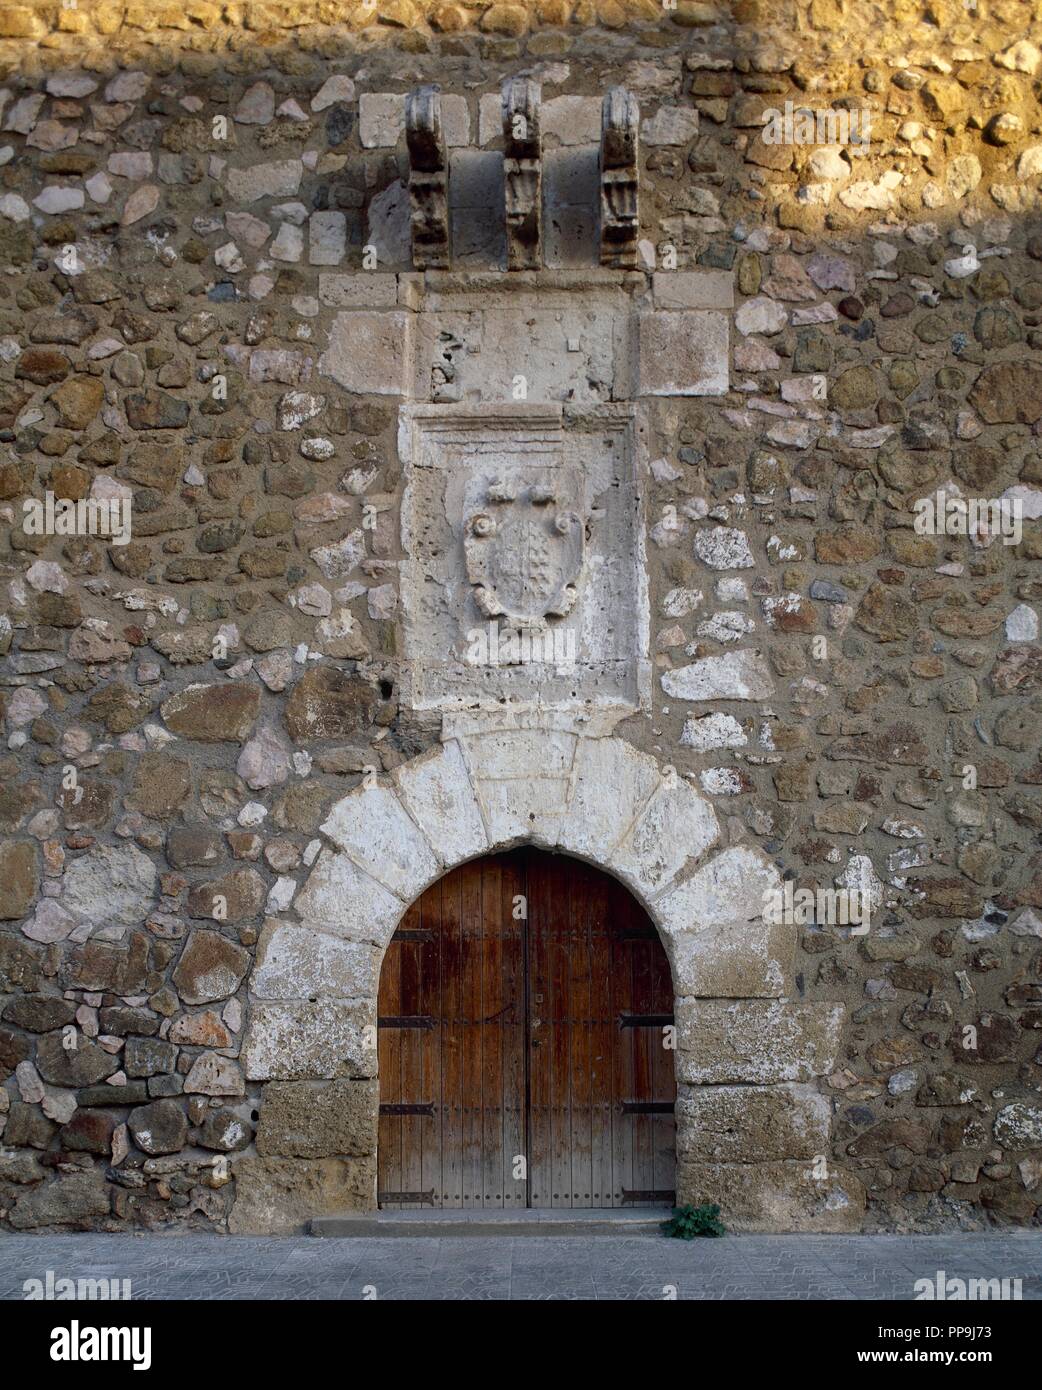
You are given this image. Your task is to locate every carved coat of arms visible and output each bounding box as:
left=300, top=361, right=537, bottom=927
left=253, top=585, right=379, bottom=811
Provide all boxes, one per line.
left=463, top=474, right=585, bottom=628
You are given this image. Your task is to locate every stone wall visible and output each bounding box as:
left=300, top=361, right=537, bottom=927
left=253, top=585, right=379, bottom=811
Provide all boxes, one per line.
left=1, top=0, right=1042, bottom=1233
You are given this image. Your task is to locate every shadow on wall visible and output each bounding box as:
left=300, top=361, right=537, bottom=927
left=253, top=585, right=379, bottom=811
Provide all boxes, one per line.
left=1, top=6, right=1041, bottom=1238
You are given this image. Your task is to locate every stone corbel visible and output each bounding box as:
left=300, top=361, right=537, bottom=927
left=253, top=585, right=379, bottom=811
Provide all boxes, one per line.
left=502, top=76, right=542, bottom=271
left=600, top=86, right=639, bottom=270
left=406, top=84, right=450, bottom=270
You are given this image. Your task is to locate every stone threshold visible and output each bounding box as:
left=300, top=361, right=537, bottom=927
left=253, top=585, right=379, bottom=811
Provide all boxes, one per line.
left=310, top=1209, right=669, bottom=1237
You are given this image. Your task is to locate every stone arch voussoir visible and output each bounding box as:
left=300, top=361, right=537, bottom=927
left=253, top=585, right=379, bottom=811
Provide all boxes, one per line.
left=238, top=729, right=864, bottom=1233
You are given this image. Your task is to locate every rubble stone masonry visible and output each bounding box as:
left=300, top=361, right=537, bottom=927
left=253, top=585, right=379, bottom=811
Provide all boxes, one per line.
left=0, top=0, right=1041, bottom=1234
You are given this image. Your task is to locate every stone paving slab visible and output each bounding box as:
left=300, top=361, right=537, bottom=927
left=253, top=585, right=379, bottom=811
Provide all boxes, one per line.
left=1, top=1233, right=1041, bottom=1301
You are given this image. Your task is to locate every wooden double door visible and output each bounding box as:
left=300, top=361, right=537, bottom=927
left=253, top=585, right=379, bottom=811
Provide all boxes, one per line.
left=377, top=848, right=676, bottom=1210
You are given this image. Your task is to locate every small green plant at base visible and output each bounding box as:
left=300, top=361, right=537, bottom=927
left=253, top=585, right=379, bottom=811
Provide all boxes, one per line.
left=661, top=1203, right=726, bottom=1239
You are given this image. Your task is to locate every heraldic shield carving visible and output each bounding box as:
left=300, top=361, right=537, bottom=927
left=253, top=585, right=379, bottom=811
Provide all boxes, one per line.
left=399, top=403, right=643, bottom=713
left=463, top=469, right=586, bottom=628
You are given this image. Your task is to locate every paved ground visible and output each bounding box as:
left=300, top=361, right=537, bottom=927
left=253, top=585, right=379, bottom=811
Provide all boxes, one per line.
left=1, top=1231, right=1041, bottom=1300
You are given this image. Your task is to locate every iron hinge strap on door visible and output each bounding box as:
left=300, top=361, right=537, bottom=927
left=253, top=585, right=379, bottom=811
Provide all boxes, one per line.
left=379, top=1103, right=436, bottom=1117
left=620, top=1101, right=674, bottom=1115
left=619, top=1013, right=674, bottom=1028
left=377, top=1189, right=437, bottom=1205
left=378, top=1015, right=435, bottom=1029
left=622, top=1189, right=676, bottom=1204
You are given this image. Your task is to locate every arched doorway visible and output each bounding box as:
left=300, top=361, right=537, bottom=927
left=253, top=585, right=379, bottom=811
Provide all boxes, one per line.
left=239, top=732, right=860, bottom=1233
left=376, top=848, right=676, bottom=1211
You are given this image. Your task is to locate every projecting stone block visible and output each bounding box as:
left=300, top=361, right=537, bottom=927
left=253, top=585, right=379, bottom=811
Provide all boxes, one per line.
left=250, top=920, right=378, bottom=1001
left=242, top=999, right=375, bottom=1081
left=256, top=1079, right=378, bottom=1159
left=229, top=1155, right=376, bottom=1233
left=600, top=86, right=639, bottom=270
left=292, top=849, right=404, bottom=946
left=637, top=309, right=729, bottom=396
left=393, top=740, right=489, bottom=869
left=320, top=786, right=439, bottom=900
left=610, top=778, right=719, bottom=898
left=406, top=85, right=450, bottom=270
left=677, top=1160, right=865, bottom=1233
left=503, top=76, right=542, bottom=272
left=320, top=310, right=412, bottom=395
left=676, top=1000, right=845, bottom=1084
left=676, top=1084, right=831, bottom=1163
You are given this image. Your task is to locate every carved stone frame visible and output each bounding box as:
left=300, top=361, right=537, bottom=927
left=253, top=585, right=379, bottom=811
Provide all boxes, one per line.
left=396, top=401, right=651, bottom=716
